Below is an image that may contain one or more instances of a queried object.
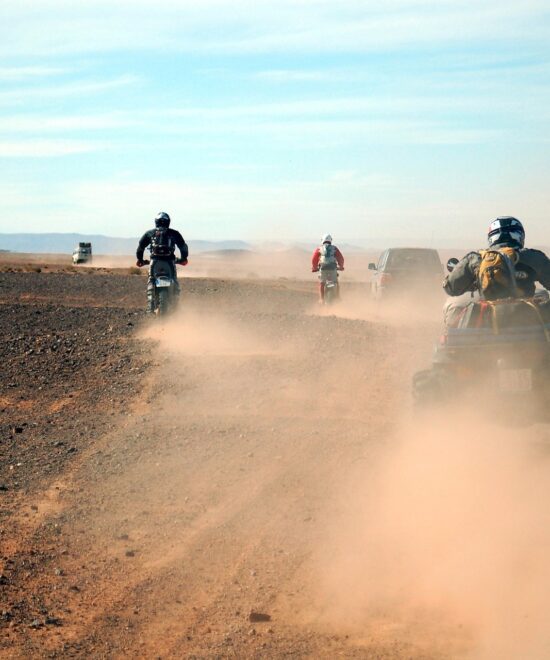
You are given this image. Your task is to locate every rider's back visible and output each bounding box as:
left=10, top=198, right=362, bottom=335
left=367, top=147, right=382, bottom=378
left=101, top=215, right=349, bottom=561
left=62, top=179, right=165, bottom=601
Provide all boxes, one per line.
left=445, top=247, right=550, bottom=299
left=138, top=227, right=186, bottom=261
left=318, top=243, right=338, bottom=270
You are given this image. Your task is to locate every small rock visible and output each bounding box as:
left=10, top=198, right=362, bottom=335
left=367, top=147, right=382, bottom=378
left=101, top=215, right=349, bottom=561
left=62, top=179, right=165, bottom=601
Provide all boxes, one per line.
left=125, top=550, right=136, bottom=557
left=30, top=619, right=43, bottom=629
left=248, top=611, right=271, bottom=623
left=45, top=616, right=62, bottom=626
left=54, top=568, right=64, bottom=576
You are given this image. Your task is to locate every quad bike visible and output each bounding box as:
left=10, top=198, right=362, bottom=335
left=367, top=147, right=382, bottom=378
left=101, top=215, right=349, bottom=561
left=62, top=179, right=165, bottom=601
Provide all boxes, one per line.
left=142, top=258, right=185, bottom=316
left=413, top=260, right=550, bottom=423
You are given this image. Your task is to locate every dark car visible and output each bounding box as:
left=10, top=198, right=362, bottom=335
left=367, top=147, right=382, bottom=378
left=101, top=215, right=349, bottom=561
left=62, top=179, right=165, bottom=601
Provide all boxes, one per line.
left=369, top=247, right=443, bottom=300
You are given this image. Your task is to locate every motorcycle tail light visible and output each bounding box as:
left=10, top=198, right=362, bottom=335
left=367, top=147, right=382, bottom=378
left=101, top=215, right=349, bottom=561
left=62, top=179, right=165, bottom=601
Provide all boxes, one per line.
left=380, top=272, right=392, bottom=285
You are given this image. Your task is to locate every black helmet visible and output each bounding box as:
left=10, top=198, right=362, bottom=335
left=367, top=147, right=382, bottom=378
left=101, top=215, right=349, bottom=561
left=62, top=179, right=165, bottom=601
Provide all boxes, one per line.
left=154, top=212, right=171, bottom=228
left=488, top=216, right=524, bottom=248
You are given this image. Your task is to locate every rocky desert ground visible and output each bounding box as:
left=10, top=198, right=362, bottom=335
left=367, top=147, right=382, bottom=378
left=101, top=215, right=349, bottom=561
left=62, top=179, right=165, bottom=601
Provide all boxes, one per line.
left=2, top=257, right=550, bottom=659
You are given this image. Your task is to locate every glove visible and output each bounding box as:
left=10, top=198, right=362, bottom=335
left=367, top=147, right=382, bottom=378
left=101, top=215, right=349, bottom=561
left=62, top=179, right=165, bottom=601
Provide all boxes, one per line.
left=177, top=259, right=188, bottom=266
left=338, top=267, right=344, bottom=271
left=312, top=268, right=319, bottom=273
left=136, top=259, right=144, bottom=267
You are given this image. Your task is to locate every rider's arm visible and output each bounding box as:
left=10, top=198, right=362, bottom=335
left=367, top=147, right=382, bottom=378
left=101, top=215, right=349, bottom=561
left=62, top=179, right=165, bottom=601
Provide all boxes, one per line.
left=524, top=249, right=550, bottom=290
left=443, top=252, right=480, bottom=296
left=334, top=247, right=344, bottom=269
left=172, top=230, right=189, bottom=261
left=136, top=230, right=153, bottom=261
left=311, top=248, right=321, bottom=271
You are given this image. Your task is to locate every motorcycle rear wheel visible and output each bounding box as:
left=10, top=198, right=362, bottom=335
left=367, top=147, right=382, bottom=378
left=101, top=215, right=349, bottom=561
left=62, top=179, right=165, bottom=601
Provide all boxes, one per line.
left=324, top=284, right=338, bottom=305
left=157, top=288, right=170, bottom=316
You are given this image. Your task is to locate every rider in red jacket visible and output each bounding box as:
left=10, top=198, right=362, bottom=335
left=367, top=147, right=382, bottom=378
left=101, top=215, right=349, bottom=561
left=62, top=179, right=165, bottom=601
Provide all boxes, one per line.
left=312, top=234, right=345, bottom=302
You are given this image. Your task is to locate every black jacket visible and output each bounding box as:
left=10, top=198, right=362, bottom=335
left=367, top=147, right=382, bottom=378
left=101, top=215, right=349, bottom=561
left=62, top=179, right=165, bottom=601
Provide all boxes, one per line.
left=136, top=228, right=188, bottom=261
left=444, top=246, right=550, bottom=298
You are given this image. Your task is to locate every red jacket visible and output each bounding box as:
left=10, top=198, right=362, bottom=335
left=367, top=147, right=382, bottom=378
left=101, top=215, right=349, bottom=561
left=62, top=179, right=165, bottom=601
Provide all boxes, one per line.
left=312, top=245, right=344, bottom=271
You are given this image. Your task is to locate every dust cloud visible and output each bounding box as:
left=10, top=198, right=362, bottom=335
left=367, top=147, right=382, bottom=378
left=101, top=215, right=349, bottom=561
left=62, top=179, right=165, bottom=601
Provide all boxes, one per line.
left=80, top=255, right=135, bottom=269
left=309, top=287, right=444, bottom=326
left=319, top=412, right=550, bottom=658
left=138, top=307, right=275, bottom=357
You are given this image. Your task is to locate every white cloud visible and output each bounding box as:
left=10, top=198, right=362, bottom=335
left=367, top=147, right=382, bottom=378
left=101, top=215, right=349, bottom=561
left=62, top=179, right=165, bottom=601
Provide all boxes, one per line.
left=157, top=92, right=536, bottom=121
left=0, top=75, right=139, bottom=106
left=0, top=113, right=139, bottom=132
left=0, top=66, right=72, bottom=80
left=0, top=1, right=548, bottom=56
left=0, top=104, right=507, bottom=149
left=0, top=139, right=104, bottom=157
left=253, top=69, right=337, bottom=82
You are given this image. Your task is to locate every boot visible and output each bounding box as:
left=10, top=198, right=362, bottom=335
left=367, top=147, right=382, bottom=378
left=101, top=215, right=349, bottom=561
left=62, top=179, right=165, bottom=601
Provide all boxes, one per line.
left=146, top=288, right=154, bottom=314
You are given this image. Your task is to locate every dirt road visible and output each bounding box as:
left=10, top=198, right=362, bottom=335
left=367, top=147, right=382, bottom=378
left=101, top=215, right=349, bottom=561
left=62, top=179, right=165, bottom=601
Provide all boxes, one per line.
left=3, top=269, right=549, bottom=658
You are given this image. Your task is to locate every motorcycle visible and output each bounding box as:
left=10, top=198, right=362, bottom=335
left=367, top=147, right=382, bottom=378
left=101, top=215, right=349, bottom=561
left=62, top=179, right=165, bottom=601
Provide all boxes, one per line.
left=413, top=258, right=550, bottom=423
left=317, top=267, right=343, bottom=305
left=141, top=258, right=186, bottom=316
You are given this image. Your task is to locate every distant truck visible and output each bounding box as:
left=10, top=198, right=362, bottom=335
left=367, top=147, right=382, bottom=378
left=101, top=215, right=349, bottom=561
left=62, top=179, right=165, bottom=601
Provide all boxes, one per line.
left=369, top=247, right=443, bottom=300
left=72, top=242, right=92, bottom=265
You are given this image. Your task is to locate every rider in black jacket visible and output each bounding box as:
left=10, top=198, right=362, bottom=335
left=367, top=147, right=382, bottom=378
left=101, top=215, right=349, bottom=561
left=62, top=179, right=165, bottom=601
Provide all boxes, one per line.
left=136, top=212, right=189, bottom=313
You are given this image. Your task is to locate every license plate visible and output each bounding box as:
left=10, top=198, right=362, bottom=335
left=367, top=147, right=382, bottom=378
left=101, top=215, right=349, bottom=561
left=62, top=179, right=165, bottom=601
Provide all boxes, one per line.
left=155, top=278, right=172, bottom=287
left=499, top=368, right=532, bottom=392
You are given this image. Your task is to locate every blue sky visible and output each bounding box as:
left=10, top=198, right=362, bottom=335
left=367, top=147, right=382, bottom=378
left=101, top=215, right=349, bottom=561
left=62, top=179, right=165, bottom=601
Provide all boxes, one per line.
left=0, top=0, right=549, bottom=246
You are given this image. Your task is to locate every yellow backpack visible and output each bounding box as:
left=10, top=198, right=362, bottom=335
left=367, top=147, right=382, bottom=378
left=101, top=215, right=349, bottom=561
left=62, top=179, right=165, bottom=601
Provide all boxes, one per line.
left=477, top=247, right=519, bottom=300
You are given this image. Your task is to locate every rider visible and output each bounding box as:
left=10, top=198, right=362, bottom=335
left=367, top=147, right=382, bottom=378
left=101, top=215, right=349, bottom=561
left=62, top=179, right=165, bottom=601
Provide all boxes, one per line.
left=443, top=217, right=550, bottom=325
left=136, top=212, right=189, bottom=313
left=311, top=234, right=345, bottom=303
left=444, top=217, right=550, bottom=298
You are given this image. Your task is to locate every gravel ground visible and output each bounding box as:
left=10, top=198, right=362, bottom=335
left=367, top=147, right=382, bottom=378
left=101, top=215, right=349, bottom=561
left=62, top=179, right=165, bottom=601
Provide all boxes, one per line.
left=0, top=268, right=458, bottom=660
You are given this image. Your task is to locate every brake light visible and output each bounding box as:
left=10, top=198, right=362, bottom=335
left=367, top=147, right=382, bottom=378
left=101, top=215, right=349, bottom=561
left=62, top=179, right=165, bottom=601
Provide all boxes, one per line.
left=380, top=272, right=393, bottom=285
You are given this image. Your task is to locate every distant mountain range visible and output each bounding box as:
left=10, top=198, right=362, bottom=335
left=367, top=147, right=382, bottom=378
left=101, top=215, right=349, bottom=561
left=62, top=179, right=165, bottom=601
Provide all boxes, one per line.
left=0, top=233, right=252, bottom=255
left=5, top=232, right=541, bottom=255
left=0, top=232, right=372, bottom=255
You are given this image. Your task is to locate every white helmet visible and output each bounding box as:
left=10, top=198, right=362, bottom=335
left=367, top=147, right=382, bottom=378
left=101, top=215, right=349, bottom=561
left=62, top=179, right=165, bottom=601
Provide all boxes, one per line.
left=322, top=234, right=332, bottom=244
